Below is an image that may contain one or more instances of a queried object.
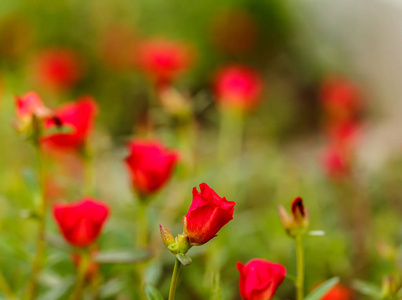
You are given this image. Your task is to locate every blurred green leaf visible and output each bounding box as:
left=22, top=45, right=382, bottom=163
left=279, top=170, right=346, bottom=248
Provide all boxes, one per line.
left=210, top=272, right=221, bottom=300
left=144, top=283, right=164, bottom=300
left=45, top=234, right=73, bottom=252
left=176, top=253, right=192, bottom=266
left=305, top=277, right=339, bottom=300
left=36, top=275, right=74, bottom=300
left=352, top=279, right=382, bottom=298
left=93, top=249, right=152, bottom=264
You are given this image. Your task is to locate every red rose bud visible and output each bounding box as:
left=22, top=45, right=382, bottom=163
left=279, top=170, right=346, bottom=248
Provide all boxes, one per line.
left=320, top=283, right=354, bottom=300
left=237, top=259, right=286, bottom=300
left=278, top=197, right=309, bottom=237
left=214, top=65, right=263, bottom=112
left=183, top=183, right=235, bottom=246
left=34, top=48, right=82, bottom=90
left=135, top=38, right=194, bottom=88
left=41, top=97, right=97, bottom=151
left=53, top=198, right=109, bottom=247
left=125, top=140, right=179, bottom=196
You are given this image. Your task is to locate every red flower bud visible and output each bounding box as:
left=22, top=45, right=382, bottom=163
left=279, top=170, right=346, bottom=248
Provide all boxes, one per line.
left=33, top=48, right=82, bottom=90
left=135, top=38, right=194, bottom=88
left=214, top=65, right=263, bottom=112
left=41, top=97, right=98, bottom=151
left=278, top=197, right=309, bottom=236
left=237, top=259, right=286, bottom=300
left=183, top=183, right=235, bottom=246
left=125, top=140, right=179, bottom=196
left=320, top=283, right=354, bottom=300
left=15, top=91, right=45, bottom=121
left=53, top=198, right=109, bottom=247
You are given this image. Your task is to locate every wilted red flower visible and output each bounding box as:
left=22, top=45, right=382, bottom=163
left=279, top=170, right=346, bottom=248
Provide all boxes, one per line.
left=320, top=76, right=362, bottom=121
left=34, top=48, right=82, bottom=90
left=322, top=145, right=351, bottom=179
left=41, top=97, right=97, bottom=151
left=125, top=140, right=179, bottom=196
left=135, top=38, right=193, bottom=88
left=183, top=183, right=236, bottom=246
left=53, top=198, right=109, bottom=247
left=320, top=283, right=354, bottom=300
left=237, top=259, right=286, bottom=300
left=214, top=65, right=263, bottom=112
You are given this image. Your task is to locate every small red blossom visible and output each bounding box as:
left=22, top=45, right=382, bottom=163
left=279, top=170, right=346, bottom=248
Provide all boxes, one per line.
left=53, top=198, right=109, bottom=247
left=15, top=91, right=44, bottom=120
left=320, top=283, right=354, bottom=300
left=183, top=183, right=235, bottom=246
left=125, top=140, right=179, bottom=196
left=322, top=145, right=351, bottom=179
left=214, top=65, right=263, bottom=112
left=41, top=97, right=97, bottom=151
left=237, top=259, right=286, bottom=300
left=34, top=48, right=82, bottom=90
left=135, top=38, right=193, bottom=88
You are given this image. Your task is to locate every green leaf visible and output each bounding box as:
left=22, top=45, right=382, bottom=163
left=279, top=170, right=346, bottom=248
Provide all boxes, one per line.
left=210, top=272, right=222, bottom=300
left=176, top=253, right=192, bottom=266
left=144, top=283, right=164, bottom=300
left=352, top=279, right=382, bottom=298
left=285, top=273, right=297, bottom=282
left=93, top=249, right=152, bottom=264
left=305, top=277, right=339, bottom=300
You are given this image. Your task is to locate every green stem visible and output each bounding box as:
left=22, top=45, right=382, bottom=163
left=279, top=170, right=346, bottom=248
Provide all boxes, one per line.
left=70, top=252, right=89, bottom=300
left=168, top=258, right=182, bottom=300
left=136, top=199, right=148, bottom=248
left=26, top=146, right=47, bottom=300
left=82, top=145, right=95, bottom=196
left=0, top=270, right=16, bottom=299
left=295, top=235, right=304, bottom=300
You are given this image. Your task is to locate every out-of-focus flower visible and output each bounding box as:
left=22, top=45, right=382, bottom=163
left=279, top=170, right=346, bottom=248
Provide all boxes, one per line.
left=33, top=48, right=82, bottom=90
left=135, top=38, right=193, bottom=88
left=72, top=249, right=99, bottom=281
left=278, top=197, right=309, bottom=237
left=320, top=283, right=354, bottom=300
left=183, top=183, right=235, bottom=246
left=322, top=145, right=351, bottom=179
left=324, top=120, right=361, bottom=147
left=320, top=76, right=362, bottom=121
left=53, top=198, right=109, bottom=247
left=41, top=97, right=98, bottom=151
left=210, top=8, right=258, bottom=55
left=237, top=259, right=286, bottom=300
left=125, top=140, right=179, bottom=196
left=214, top=65, right=263, bottom=112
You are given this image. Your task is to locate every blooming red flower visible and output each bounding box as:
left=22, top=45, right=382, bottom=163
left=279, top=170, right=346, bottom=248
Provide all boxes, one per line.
left=237, top=259, right=286, bottom=300
left=183, top=183, right=235, bottom=246
left=41, top=97, right=97, bottom=150
left=34, top=48, right=82, bottom=90
left=53, top=198, right=109, bottom=247
left=135, top=38, right=193, bottom=88
left=320, top=283, right=354, bottom=300
left=214, top=65, right=263, bottom=112
left=125, top=140, right=179, bottom=196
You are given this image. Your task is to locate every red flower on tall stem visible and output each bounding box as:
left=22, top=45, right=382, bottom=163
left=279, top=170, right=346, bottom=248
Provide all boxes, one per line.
left=214, top=65, right=263, bottom=112
left=41, top=97, right=97, bottom=151
left=237, top=259, right=286, bottom=300
left=183, top=183, right=235, bottom=246
left=53, top=198, right=109, bottom=247
left=135, top=38, right=193, bottom=88
left=125, top=140, right=179, bottom=196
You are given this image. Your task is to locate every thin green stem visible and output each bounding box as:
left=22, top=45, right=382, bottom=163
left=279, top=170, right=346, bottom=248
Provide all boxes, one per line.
left=26, top=146, right=47, bottom=300
left=168, top=258, right=181, bottom=300
left=136, top=199, right=148, bottom=248
left=70, top=252, right=89, bottom=300
left=295, top=235, right=304, bottom=300
left=82, top=145, right=95, bottom=196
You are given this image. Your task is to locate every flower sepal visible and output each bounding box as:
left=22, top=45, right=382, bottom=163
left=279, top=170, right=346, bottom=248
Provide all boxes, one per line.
left=159, top=224, right=192, bottom=265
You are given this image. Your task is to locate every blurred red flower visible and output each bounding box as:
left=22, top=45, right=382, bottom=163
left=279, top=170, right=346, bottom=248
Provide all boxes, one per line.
left=320, top=283, right=354, bottom=300
left=322, top=145, right=351, bottom=179
left=125, top=140, right=179, bottom=196
left=72, top=249, right=99, bottom=281
left=135, top=38, right=193, bottom=88
left=214, top=65, right=263, bottom=112
left=34, top=48, right=82, bottom=90
left=41, top=97, right=97, bottom=151
left=324, top=120, right=361, bottom=146
left=15, top=91, right=45, bottom=121
left=320, top=76, right=362, bottom=121
left=53, top=198, right=109, bottom=247
left=237, top=259, right=286, bottom=300
left=183, top=183, right=235, bottom=246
